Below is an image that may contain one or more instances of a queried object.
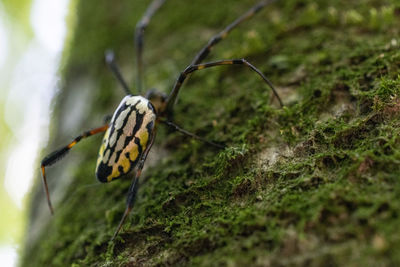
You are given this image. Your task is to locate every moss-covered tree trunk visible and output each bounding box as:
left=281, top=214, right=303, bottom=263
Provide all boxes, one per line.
left=21, top=0, right=400, bottom=266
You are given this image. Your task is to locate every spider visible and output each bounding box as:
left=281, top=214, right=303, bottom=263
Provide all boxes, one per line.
left=40, top=0, right=283, bottom=240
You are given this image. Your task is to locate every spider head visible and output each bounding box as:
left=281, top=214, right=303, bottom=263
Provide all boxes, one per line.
left=145, top=89, right=167, bottom=116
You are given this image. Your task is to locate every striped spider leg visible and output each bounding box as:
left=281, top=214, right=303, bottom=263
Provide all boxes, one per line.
left=190, top=0, right=278, bottom=66
left=135, top=0, right=166, bottom=93
left=165, top=59, right=283, bottom=116
left=40, top=125, right=109, bottom=214
left=165, top=0, right=283, bottom=115
left=111, top=127, right=156, bottom=240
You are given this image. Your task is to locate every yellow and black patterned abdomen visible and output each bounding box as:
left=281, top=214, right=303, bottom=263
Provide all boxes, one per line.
left=96, top=95, right=156, bottom=183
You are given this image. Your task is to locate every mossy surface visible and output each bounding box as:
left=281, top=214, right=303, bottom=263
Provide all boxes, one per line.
left=21, top=0, right=400, bottom=266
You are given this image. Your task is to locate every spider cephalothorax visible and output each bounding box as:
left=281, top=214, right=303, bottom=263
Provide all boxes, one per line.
left=145, top=89, right=168, bottom=117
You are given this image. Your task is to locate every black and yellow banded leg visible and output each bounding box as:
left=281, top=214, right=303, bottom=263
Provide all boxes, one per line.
left=190, top=0, right=277, bottom=65
left=166, top=59, right=283, bottom=114
left=105, top=50, right=132, bottom=95
left=135, top=0, right=166, bottom=93
left=111, top=130, right=157, bottom=240
left=40, top=124, right=109, bottom=214
left=161, top=119, right=225, bottom=149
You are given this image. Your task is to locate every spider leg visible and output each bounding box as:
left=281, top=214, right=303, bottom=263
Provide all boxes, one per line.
left=166, top=58, right=283, bottom=114
left=190, top=0, right=277, bottom=65
left=40, top=124, right=109, bottom=214
left=111, top=129, right=156, bottom=240
left=161, top=119, right=225, bottom=149
left=135, top=0, right=166, bottom=93
left=105, top=50, right=132, bottom=95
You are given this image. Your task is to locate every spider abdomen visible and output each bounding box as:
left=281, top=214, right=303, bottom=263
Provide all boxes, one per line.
left=96, top=95, right=156, bottom=183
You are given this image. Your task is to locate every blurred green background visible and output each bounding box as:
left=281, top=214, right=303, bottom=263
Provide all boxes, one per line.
left=0, top=0, right=70, bottom=266
left=0, top=0, right=32, bottom=244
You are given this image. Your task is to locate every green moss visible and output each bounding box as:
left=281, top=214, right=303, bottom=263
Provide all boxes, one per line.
left=21, top=0, right=400, bottom=266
